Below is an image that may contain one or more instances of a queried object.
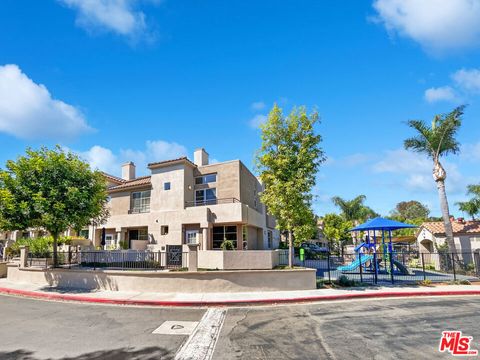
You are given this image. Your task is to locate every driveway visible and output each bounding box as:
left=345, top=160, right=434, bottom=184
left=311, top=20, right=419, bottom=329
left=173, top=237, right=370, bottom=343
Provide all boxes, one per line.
left=0, top=295, right=478, bottom=359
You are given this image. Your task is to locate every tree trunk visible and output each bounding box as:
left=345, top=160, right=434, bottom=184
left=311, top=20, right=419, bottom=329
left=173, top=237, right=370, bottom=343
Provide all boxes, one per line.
left=52, top=233, right=58, bottom=268
left=433, top=161, right=459, bottom=261
left=288, top=230, right=293, bottom=268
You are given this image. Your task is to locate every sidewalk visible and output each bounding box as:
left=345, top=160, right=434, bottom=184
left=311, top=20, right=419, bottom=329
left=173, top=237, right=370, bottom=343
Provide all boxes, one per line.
left=0, top=278, right=479, bottom=307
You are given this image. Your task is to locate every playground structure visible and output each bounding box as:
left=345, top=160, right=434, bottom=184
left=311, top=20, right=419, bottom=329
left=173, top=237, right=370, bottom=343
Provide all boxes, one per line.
left=337, top=217, right=416, bottom=282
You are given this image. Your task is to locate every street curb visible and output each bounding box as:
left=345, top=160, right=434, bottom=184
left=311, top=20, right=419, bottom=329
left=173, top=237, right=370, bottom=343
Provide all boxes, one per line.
left=0, top=286, right=480, bottom=307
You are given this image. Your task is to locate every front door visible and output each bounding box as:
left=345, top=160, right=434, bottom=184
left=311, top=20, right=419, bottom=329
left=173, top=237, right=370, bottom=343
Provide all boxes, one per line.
left=185, top=230, right=198, bottom=245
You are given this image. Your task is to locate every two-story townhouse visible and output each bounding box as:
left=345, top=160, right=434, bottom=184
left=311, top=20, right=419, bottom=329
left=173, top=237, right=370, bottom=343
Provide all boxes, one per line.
left=90, top=148, right=280, bottom=252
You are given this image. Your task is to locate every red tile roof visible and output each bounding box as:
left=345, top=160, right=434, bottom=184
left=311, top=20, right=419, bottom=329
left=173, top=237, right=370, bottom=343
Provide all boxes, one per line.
left=108, top=176, right=152, bottom=191
left=102, top=172, right=126, bottom=184
left=148, top=157, right=196, bottom=168
left=421, top=221, right=480, bottom=235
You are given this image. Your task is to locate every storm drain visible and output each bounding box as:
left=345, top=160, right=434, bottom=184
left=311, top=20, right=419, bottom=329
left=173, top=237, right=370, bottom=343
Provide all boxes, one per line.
left=153, top=321, right=199, bottom=336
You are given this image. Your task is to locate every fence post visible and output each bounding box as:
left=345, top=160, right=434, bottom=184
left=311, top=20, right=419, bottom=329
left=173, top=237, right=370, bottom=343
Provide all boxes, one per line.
left=327, top=252, right=331, bottom=283
left=452, top=253, right=457, bottom=281
left=475, top=252, right=480, bottom=276
left=421, top=252, right=426, bottom=281
left=187, top=244, right=199, bottom=271
left=94, top=251, right=97, bottom=270
left=19, top=246, right=29, bottom=269
left=359, top=252, right=363, bottom=283
left=390, top=251, right=394, bottom=285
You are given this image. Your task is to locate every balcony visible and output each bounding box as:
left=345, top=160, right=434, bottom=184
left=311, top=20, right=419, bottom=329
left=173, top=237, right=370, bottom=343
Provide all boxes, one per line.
left=185, top=197, right=240, bottom=208
left=128, top=206, right=150, bottom=214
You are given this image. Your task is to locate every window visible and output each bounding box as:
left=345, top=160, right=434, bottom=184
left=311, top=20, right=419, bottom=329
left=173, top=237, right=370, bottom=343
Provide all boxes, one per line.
left=195, top=188, right=217, bottom=205
left=79, top=229, right=89, bottom=239
left=161, top=226, right=169, bottom=235
left=195, top=173, right=217, bottom=185
left=21, top=232, right=30, bottom=239
left=128, top=229, right=148, bottom=241
left=185, top=230, right=198, bottom=244
left=105, top=234, right=114, bottom=248
left=213, top=226, right=237, bottom=249
left=131, top=190, right=151, bottom=213
left=164, top=182, right=171, bottom=190
left=267, top=231, right=273, bottom=249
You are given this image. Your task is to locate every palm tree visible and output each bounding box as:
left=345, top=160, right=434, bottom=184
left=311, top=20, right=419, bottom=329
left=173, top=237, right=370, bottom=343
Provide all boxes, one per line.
left=331, top=195, right=377, bottom=223
left=404, top=106, right=465, bottom=254
left=456, top=184, right=480, bottom=220
left=331, top=195, right=377, bottom=245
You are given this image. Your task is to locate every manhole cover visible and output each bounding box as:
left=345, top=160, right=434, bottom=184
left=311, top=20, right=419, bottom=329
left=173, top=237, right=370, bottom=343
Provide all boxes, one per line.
left=152, top=321, right=199, bottom=335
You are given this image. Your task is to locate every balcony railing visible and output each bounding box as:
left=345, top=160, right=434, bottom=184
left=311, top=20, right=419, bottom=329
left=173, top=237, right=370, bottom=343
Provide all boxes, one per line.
left=128, top=206, right=150, bottom=214
left=185, top=197, right=240, bottom=208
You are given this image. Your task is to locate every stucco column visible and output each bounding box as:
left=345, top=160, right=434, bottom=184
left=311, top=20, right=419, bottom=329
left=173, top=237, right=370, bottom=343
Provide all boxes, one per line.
left=116, top=231, right=123, bottom=249
left=202, top=228, right=208, bottom=250
left=187, top=243, right=199, bottom=271
left=20, top=246, right=29, bottom=268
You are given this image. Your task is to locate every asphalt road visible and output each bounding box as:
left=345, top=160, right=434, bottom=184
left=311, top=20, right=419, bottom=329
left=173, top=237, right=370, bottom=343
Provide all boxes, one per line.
left=0, top=295, right=479, bottom=359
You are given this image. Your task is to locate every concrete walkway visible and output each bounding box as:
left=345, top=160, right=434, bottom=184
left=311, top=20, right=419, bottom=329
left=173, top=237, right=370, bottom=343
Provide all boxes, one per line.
left=0, top=278, right=479, bottom=307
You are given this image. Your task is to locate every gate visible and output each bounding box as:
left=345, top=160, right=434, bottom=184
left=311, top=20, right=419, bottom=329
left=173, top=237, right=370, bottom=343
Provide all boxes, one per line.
left=166, top=245, right=183, bottom=268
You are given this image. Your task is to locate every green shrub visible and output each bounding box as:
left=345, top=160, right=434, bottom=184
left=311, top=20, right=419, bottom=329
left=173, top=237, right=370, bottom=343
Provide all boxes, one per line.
left=460, top=279, right=472, bottom=285
left=220, top=240, right=235, bottom=250
left=337, top=275, right=355, bottom=287
left=418, top=279, right=432, bottom=286
left=7, top=235, right=72, bottom=257
left=119, top=240, right=129, bottom=250
left=466, top=263, right=475, bottom=272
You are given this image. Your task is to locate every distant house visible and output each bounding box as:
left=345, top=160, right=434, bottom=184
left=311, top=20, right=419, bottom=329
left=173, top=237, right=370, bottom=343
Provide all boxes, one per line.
left=417, top=218, right=480, bottom=255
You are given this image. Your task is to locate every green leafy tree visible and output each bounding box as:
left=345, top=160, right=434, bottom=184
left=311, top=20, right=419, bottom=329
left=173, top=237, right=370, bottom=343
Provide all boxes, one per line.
left=456, top=184, right=480, bottom=220
left=321, top=213, right=353, bottom=253
left=404, top=106, right=465, bottom=254
left=0, top=146, right=108, bottom=266
left=391, top=200, right=430, bottom=221
left=256, top=105, right=325, bottom=267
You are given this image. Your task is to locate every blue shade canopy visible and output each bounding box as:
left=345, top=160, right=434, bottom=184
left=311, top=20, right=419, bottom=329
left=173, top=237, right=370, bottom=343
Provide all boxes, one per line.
left=350, top=217, right=417, bottom=232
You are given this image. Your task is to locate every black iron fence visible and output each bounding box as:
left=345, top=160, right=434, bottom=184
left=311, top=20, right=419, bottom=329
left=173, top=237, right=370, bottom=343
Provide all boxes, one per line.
left=278, top=250, right=480, bottom=284
left=27, top=250, right=188, bottom=270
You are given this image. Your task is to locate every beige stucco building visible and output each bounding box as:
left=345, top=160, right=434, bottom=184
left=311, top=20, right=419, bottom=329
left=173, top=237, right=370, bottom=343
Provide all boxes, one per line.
left=89, top=148, right=280, bottom=253
left=417, top=219, right=480, bottom=255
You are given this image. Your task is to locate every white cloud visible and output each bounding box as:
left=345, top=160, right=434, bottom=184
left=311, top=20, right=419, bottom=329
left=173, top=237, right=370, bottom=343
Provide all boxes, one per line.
left=59, top=0, right=157, bottom=39
left=79, top=145, right=119, bottom=174
left=251, top=101, right=266, bottom=111
left=424, top=86, right=457, bottom=103
left=372, top=149, right=464, bottom=192
left=0, top=64, right=92, bottom=140
left=372, top=0, right=480, bottom=53
left=461, top=142, right=480, bottom=162
left=452, top=68, right=480, bottom=93
left=77, top=140, right=189, bottom=176
left=145, top=140, right=187, bottom=161
left=249, top=114, right=267, bottom=129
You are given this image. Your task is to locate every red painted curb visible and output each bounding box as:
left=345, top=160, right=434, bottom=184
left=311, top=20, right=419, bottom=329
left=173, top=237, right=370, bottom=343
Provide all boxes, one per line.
left=0, top=286, right=479, bottom=307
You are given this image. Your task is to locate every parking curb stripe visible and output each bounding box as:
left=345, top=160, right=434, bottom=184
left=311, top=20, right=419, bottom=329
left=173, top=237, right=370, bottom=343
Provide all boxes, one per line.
left=0, top=286, right=479, bottom=307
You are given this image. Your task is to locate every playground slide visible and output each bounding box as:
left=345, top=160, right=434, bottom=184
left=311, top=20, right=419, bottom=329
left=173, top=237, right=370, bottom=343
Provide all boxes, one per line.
left=392, top=260, right=412, bottom=275
left=337, top=254, right=374, bottom=272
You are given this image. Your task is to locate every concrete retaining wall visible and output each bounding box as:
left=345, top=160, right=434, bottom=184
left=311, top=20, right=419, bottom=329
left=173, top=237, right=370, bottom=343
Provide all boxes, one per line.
left=6, top=264, right=316, bottom=293
left=197, top=250, right=280, bottom=270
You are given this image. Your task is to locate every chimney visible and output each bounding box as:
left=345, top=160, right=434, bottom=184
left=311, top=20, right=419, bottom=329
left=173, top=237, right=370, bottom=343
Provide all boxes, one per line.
left=194, top=148, right=209, bottom=166
left=122, top=162, right=136, bottom=181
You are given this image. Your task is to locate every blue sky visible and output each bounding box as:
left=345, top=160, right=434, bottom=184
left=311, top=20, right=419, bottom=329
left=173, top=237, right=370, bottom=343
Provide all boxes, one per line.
left=0, top=0, right=480, bottom=217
